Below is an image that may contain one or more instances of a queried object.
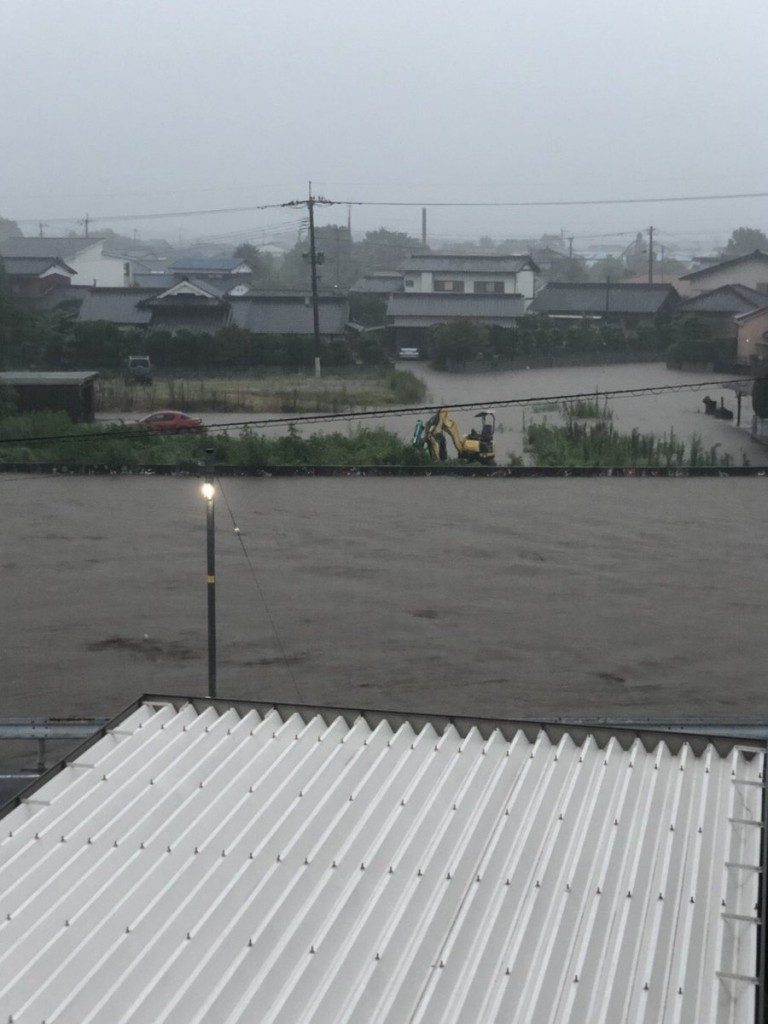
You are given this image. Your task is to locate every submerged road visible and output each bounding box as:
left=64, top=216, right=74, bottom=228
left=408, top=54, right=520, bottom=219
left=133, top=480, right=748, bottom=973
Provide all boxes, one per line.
left=2, top=475, right=766, bottom=727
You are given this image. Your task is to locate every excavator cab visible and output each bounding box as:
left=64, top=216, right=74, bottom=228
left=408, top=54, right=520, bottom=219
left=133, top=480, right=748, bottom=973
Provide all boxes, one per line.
left=415, top=407, right=496, bottom=465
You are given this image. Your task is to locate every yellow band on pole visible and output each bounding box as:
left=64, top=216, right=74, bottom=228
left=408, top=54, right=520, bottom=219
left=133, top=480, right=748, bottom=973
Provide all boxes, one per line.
left=207, top=575, right=215, bottom=584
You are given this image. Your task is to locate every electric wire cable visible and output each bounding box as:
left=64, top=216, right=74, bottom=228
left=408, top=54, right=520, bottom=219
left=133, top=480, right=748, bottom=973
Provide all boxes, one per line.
left=214, top=475, right=305, bottom=703
left=12, top=187, right=768, bottom=228
left=0, top=378, right=752, bottom=448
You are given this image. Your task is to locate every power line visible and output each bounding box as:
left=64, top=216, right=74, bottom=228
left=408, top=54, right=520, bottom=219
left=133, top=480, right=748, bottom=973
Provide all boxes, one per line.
left=11, top=188, right=768, bottom=230
left=215, top=476, right=304, bottom=703
left=0, top=379, right=751, bottom=448
left=339, top=191, right=768, bottom=209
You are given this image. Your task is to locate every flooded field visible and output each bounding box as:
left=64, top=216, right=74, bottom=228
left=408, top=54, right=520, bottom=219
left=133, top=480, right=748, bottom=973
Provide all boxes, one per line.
left=2, top=474, right=767, bottom=729
left=158, top=363, right=766, bottom=466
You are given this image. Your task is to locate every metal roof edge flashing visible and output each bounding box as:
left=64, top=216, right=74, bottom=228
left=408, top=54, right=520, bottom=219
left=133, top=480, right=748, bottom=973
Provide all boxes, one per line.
left=3, top=691, right=764, bottom=822
left=0, top=694, right=145, bottom=820
left=141, top=693, right=767, bottom=756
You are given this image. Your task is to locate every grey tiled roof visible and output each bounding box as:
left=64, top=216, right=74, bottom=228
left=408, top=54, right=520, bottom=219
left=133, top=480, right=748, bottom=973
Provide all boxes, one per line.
left=132, top=273, right=178, bottom=290
left=1, top=256, right=76, bottom=276
left=529, top=283, right=678, bottom=315
left=679, top=284, right=768, bottom=315
left=401, top=253, right=538, bottom=274
left=679, top=249, right=768, bottom=280
left=350, top=274, right=404, bottom=294
left=230, top=296, right=348, bottom=335
left=386, top=293, right=526, bottom=319
left=0, top=237, right=104, bottom=259
left=77, top=288, right=158, bottom=325
left=170, top=256, right=247, bottom=273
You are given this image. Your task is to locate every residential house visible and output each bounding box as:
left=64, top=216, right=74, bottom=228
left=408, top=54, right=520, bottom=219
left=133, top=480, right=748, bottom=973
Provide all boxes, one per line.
left=1, top=256, right=76, bottom=297
left=677, top=284, right=768, bottom=338
left=735, top=306, right=768, bottom=366
left=528, top=282, right=679, bottom=327
left=0, top=236, right=131, bottom=288
left=229, top=293, right=348, bottom=339
left=676, top=249, right=768, bottom=297
left=76, top=280, right=349, bottom=340
left=137, top=279, right=233, bottom=334
left=400, top=253, right=539, bottom=306
left=386, top=293, right=526, bottom=348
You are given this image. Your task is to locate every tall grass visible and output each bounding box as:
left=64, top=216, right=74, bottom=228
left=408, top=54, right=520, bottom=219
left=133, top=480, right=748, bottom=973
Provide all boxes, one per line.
left=526, top=418, right=734, bottom=468
left=562, top=396, right=613, bottom=420
left=0, top=412, right=430, bottom=468
left=96, top=369, right=427, bottom=414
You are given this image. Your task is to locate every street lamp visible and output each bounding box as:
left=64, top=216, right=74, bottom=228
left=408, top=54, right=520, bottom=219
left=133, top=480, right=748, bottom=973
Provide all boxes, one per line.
left=201, top=474, right=216, bottom=698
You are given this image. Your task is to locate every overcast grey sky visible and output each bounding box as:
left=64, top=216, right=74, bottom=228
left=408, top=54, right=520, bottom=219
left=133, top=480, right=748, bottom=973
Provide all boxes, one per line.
left=2, top=0, right=767, bottom=250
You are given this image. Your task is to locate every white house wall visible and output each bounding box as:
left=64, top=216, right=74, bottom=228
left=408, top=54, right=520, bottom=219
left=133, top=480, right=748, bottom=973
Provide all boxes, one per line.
left=68, top=243, right=130, bottom=288
left=404, top=270, right=535, bottom=301
left=679, top=258, right=768, bottom=298
left=0, top=700, right=762, bottom=1024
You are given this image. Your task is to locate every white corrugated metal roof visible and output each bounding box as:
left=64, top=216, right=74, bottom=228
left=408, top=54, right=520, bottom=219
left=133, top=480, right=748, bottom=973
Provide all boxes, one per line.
left=0, top=700, right=763, bottom=1023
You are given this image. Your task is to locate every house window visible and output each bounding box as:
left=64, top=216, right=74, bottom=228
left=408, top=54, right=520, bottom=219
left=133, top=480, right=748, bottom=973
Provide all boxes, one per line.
left=434, top=279, right=465, bottom=293
left=405, top=278, right=415, bottom=287
left=473, top=281, right=505, bottom=294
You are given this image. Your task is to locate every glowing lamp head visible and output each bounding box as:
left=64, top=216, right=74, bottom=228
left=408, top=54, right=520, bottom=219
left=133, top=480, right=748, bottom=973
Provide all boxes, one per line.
left=201, top=482, right=215, bottom=501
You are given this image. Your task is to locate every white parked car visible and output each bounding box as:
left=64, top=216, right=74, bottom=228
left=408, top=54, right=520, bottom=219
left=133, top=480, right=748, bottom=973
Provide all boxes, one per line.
left=398, top=346, right=420, bottom=360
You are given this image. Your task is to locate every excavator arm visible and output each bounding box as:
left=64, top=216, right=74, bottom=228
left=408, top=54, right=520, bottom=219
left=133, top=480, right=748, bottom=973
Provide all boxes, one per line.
left=424, top=408, right=468, bottom=458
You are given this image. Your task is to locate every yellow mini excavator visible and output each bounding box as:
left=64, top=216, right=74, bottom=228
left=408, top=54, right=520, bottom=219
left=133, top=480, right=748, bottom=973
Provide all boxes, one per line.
left=413, top=407, right=496, bottom=465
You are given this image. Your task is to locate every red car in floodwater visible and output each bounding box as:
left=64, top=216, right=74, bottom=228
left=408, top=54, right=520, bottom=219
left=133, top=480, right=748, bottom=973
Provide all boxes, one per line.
left=137, top=410, right=204, bottom=432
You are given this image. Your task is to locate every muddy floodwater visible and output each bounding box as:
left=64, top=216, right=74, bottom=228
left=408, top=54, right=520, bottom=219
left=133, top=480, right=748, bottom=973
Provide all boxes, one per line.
left=2, top=474, right=767, bottom=730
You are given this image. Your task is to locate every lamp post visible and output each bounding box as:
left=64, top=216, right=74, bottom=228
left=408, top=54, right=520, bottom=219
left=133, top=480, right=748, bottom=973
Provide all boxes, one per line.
left=201, top=475, right=216, bottom=698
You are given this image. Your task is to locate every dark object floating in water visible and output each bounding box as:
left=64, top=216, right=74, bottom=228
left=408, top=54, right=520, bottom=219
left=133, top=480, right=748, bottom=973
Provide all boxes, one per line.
left=702, top=396, right=733, bottom=420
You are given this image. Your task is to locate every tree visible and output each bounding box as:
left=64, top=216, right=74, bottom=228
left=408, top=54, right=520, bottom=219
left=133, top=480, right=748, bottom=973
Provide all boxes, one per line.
left=0, top=216, right=22, bottom=241
left=429, top=318, right=488, bottom=369
left=722, top=227, right=768, bottom=258
left=356, top=228, right=424, bottom=274
left=547, top=256, right=588, bottom=283
left=588, top=256, right=627, bottom=283
left=233, top=243, right=262, bottom=271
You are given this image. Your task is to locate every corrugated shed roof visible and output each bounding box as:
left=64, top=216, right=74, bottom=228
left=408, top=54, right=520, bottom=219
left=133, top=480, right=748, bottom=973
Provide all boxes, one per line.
left=0, top=371, right=98, bottom=386
left=402, top=253, right=537, bottom=274
left=0, top=237, right=104, bottom=260
left=679, top=284, right=768, bottom=315
left=230, top=296, right=348, bottom=335
left=0, top=697, right=761, bottom=1023
left=387, top=293, right=526, bottom=319
left=77, top=288, right=157, bottom=325
left=1, top=256, right=76, bottom=277
left=529, top=283, right=679, bottom=315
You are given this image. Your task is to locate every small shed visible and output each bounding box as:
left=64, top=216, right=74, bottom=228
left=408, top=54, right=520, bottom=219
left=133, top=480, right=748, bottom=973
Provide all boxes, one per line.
left=0, top=371, right=99, bottom=423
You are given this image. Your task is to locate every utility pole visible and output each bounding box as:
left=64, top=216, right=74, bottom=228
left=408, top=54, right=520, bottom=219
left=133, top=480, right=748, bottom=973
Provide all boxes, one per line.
left=605, top=275, right=611, bottom=314
left=648, top=225, right=654, bottom=284
left=83, top=214, right=90, bottom=238
left=421, top=207, right=427, bottom=248
left=567, top=236, right=574, bottom=260
left=307, top=183, right=322, bottom=378
left=660, top=244, right=665, bottom=283
left=38, top=222, right=46, bottom=239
